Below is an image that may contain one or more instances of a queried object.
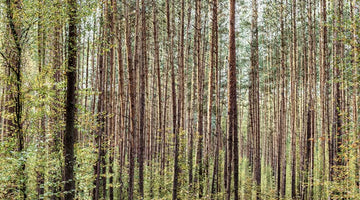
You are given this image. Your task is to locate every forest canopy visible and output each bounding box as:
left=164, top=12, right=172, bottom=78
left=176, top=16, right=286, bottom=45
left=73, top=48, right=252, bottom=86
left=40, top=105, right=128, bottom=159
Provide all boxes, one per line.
left=0, top=0, right=359, bottom=199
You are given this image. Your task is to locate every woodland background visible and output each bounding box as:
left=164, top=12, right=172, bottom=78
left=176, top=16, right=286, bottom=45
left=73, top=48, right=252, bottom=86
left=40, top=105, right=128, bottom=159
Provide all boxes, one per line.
left=0, top=0, right=359, bottom=199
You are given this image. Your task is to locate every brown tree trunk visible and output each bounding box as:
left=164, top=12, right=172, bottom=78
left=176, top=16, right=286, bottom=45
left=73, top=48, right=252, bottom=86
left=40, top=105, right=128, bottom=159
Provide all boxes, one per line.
left=290, top=0, right=298, bottom=198
left=250, top=0, right=261, bottom=198
left=152, top=1, right=164, bottom=191
left=177, top=0, right=186, bottom=131
left=319, top=0, right=329, bottom=197
left=277, top=0, right=287, bottom=197
left=308, top=1, right=316, bottom=198
left=64, top=0, right=78, bottom=198
left=5, top=0, right=26, bottom=198
left=108, top=1, right=116, bottom=199
left=138, top=0, right=147, bottom=197
left=228, top=0, right=238, bottom=199
left=206, top=2, right=217, bottom=195
left=210, top=3, right=219, bottom=194
left=172, top=0, right=184, bottom=199
left=209, top=0, right=218, bottom=197
left=116, top=5, right=126, bottom=196
left=124, top=1, right=136, bottom=198
left=194, top=0, right=203, bottom=197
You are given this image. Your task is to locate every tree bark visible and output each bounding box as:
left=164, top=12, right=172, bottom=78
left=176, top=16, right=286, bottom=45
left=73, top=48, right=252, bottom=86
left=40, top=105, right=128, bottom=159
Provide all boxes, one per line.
left=277, top=0, right=287, bottom=197
left=172, top=0, right=184, bottom=199
left=194, top=0, right=204, bottom=197
left=124, top=1, right=136, bottom=198
left=209, top=0, right=218, bottom=197
left=228, top=0, right=238, bottom=199
left=250, top=0, right=261, bottom=198
left=5, top=0, right=26, bottom=198
left=138, top=0, right=147, bottom=197
left=290, top=0, right=298, bottom=198
left=64, top=0, right=78, bottom=198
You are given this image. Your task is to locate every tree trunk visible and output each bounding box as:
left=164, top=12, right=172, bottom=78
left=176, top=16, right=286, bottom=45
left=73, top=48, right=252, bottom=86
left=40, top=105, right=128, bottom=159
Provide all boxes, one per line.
left=319, top=0, right=329, bottom=197
left=210, top=5, right=219, bottom=194
left=209, top=0, right=218, bottom=197
left=172, top=0, right=184, bottom=199
left=138, top=0, right=147, bottom=197
left=124, top=1, right=136, bottom=198
left=5, top=0, right=26, bottom=198
left=64, top=0, right=78, bottom=198
left=250, top=0, right=261, bottom=198
left=194, top=0, right=203, bottom=197
left=228, top=0, right=238, bottom=199
left=278, top=0, right=287, bottom=197
left=290, top=0, right=298, bottom=198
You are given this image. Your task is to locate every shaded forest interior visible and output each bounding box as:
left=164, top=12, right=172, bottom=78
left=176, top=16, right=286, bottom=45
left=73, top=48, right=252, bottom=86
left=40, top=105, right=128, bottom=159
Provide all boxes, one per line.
left=0, top=0, right=359, bottom=199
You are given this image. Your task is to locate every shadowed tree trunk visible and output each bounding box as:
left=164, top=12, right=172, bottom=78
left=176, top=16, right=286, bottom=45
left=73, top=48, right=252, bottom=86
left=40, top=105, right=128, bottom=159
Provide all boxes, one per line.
left=63, top=0, right=78, bottom=198
left=227, top=0, right=238, bottom=199
left=139, top=0, right=147, bottom=197
left=194, top=0, right=203, bottom=197
left=209, top=0, right=218, bottom=198
left=4, top=0, right=26, bottom=198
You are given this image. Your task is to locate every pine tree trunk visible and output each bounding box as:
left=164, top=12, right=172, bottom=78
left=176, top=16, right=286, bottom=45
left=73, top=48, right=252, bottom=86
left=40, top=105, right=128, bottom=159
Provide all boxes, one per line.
left=138, top=0, right=147, bottom=197
left=290, top=0, right=298, bottom=198
left=172, top=0, right=185, bottom=199
left=319, top=0, right=329, bottom=197
left=228, top=0, right=238, bottom=199
left=250, top=0, right=261, bottom=198
left=278, top=0, right=287, bottom=197
left=124, top=1, right=136, bottom=198
left=64, top=0, right=78, bottom=198
left=209, top=1, right=218, bottom=198
left=194, top=0, right=204, bottom=197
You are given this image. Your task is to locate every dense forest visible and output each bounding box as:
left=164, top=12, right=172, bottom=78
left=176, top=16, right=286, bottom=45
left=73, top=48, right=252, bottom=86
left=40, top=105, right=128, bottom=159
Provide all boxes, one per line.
left=0, top=0, right=359, bottom=199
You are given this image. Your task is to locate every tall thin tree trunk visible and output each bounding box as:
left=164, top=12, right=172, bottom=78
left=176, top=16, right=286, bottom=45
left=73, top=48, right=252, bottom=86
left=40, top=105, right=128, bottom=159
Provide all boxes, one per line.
left=278, top=0, right=287, bottom=197
left=209, top=0, right=218, bottom=197
left=207, top=2, right=217, bottom=197
left=172, top=0, right=184, bottom=199
left=210, top=3, right=219, bottom=194
left=290, top=0, right=298, bottom=198
left=152, top=1, right=164, bottom=192
left=228, top=0, right=238, bottom=199
left=193, top=0, right=203, bottom=197
left=64, top=0, right=78, bottom=198
left=319, top=0, right=329, bottom=198
left=125, top=1, right=137, bottom=198
left=250, top=0, right=261, bottom=198
left=4, top=0, right=26, bottom=198
left=139, top=0, right=147, bottom=197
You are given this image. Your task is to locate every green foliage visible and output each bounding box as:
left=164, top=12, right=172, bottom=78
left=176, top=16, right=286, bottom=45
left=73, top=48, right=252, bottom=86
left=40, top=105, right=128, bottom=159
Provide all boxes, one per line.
left=0, top=141, right=20, bottom=199
left=75, top=144, right=97, bottom=200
